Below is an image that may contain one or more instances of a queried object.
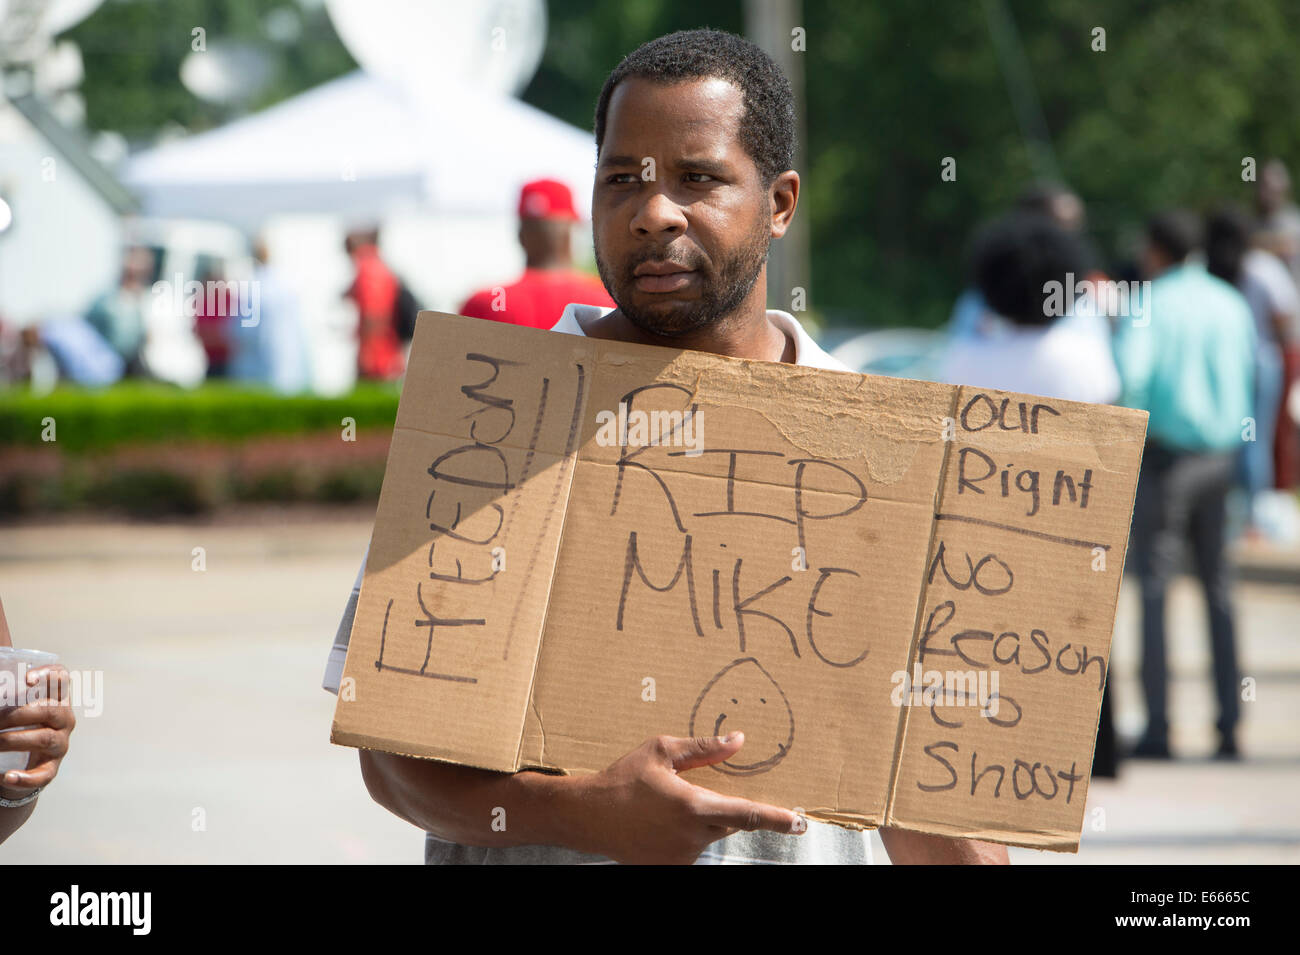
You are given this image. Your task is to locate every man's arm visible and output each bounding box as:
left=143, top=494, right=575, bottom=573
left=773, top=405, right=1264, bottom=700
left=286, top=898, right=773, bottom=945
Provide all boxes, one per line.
left=357, top=751, right=569, bottom=849
left=1110, top=307, right=1157, bottom=412
left=880, top=827, right=1010, bottom=864
left=359, top=733, right=802, bottom=865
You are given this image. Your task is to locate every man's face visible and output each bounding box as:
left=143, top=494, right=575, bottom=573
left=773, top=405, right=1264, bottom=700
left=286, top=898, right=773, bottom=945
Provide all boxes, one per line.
left=593, top=76, right=772, bottom=337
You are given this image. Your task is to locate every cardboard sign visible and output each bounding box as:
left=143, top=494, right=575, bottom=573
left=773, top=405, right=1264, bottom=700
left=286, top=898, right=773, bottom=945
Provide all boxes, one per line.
left=331, top=311, right=1148, bottom=850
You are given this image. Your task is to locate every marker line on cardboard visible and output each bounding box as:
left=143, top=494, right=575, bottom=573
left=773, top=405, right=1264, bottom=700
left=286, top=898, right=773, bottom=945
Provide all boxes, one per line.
left=502, top=362, right=587, bottom=662
left=373, top=664, right=479, bottom=685
left=495, top=375, right=551, bottom=564
left=933, top=513, right=1110, bottom=551
left=373, top=598, right=393, bottom=671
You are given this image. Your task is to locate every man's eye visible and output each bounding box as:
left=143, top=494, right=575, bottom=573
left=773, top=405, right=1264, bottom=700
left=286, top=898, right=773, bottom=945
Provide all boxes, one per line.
left=686, top=173, right=715, bottom=183
left=605, top=173, right=638, bottom=184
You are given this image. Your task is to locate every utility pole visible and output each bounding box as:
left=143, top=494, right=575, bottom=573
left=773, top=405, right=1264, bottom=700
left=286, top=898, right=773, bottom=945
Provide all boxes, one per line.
left=743, top=0, right=810, bottom=318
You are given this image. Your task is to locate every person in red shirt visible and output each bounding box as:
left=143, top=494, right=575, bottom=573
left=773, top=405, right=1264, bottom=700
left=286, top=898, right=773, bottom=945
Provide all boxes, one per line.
left=459, top=179, right=614, bottom=329
left=345, top=229, right=405, bottom=381
left=193, top=264, right=232, bottom=377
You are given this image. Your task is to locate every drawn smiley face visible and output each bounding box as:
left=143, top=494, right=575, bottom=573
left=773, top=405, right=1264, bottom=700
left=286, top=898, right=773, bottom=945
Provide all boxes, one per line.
left=688, top=657, right=795, bottom=776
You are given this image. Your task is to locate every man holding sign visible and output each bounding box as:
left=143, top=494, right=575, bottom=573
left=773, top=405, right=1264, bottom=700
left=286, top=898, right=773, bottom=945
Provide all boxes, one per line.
left=322, top=29, right=1008, bottom=865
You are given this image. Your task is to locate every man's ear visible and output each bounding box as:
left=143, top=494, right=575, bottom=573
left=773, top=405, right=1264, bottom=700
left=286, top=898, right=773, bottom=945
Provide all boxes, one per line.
left=769, top=170, right=800, bottom=239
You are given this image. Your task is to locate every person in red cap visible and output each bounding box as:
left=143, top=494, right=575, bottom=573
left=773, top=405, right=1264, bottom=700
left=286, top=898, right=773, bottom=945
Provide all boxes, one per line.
left=459, top=179, right=614, bottom=328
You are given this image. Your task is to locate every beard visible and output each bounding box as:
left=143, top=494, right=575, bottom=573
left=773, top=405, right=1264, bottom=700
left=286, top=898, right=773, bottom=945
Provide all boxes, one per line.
left=595, top=220, right=771, bottom=338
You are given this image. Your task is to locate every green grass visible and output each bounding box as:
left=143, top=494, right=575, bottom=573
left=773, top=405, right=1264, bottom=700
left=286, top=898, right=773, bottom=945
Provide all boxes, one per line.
left=0, top=381, right=401, bottom=452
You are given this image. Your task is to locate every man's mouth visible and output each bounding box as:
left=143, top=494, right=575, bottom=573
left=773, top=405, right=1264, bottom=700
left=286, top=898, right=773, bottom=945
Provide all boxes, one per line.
left=633, top=260, right=696, bottom=293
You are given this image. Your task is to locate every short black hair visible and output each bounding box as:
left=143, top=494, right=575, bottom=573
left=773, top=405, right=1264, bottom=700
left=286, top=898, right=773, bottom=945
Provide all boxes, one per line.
left=1016, top=180, right=1076, bottom=214
left=970, top=212, right=1089, bottom=327
left=1205, top=204, right=1251, bottom=285
left=594, top=29, right=796, bottom=186
left=1145, top=210, right=1202, bottom=263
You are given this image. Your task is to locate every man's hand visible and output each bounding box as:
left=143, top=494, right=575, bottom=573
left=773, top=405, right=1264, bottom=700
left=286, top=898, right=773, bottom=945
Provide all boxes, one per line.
left=557, top=732, right=804, bottom=864
left=0, top=664, right=75, bottom=798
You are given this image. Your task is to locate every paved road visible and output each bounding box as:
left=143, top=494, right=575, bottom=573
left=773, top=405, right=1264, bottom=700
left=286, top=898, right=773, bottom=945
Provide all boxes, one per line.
left=1, top=510, right=1295, bottom=864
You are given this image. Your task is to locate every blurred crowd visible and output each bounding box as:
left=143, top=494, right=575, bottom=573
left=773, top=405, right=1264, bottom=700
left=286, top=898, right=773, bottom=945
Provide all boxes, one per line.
left=0, top=179, right=614, bottom=394
left=938, top=159, right=1300, bottom=771
left=0, top=227, right=425, bottom=393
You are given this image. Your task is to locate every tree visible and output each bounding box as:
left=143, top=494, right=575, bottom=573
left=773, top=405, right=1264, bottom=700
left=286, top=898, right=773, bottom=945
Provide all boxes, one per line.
left=525, top=0, right=1300, bottom=327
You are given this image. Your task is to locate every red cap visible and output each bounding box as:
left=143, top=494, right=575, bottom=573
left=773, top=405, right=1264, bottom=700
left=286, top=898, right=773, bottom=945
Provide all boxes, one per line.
left=518, top=179, right=579, bottom=221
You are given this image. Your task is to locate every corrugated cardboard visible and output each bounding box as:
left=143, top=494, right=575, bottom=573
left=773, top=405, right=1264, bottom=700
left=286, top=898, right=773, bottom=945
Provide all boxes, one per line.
left=331, top=311, right=1148, bottom=850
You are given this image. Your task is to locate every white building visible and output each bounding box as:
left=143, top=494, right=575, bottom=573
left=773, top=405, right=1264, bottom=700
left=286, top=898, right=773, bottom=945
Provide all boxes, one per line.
left=0, top=87, right=130, bottom=325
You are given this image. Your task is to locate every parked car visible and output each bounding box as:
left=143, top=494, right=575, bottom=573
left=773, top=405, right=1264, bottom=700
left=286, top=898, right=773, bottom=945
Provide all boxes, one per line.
left=826, top=327, right=946, bottom=381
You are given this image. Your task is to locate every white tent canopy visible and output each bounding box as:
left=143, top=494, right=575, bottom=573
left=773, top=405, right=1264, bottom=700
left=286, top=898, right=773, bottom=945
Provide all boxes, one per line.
left=123, top=70, right=598, bottom=230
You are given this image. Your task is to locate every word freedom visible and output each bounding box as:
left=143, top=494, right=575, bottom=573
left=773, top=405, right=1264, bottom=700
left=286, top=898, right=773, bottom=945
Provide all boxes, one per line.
left=151, top=273, right=260, bottom=327
left=594, top=401, right=704, bottom=455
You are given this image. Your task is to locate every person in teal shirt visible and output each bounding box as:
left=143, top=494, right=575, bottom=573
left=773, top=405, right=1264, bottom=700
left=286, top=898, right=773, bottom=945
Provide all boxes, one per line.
left=1113, top=236, right=1256, bottom=449
left=1114, top=211, right=1255, bottom=760
left=85, top=247, right=155, bottom=374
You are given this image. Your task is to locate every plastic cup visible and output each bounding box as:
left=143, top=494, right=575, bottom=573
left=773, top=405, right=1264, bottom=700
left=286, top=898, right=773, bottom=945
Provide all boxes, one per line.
left=0, top=648, right=58, bottom=774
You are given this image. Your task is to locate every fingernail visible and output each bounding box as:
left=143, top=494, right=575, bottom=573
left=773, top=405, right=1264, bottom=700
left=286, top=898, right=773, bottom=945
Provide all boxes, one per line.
left=723, top=731, right=742, bottom=744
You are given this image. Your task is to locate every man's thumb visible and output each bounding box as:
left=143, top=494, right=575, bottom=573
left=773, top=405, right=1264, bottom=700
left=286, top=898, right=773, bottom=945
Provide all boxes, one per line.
left=664, top=732, right=745, bottom=772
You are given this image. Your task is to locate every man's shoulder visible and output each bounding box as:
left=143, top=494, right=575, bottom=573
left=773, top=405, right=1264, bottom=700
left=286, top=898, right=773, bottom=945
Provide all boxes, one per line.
left=552, top=306, right=848, bottom=371
left=1156, top=267, right=1238, bottom=307
left=552, top=302, right=613, bottom=335
left=1200, top=272, right=1255, bottom=323
left=767, top=310, right=850, bottom=372
left=458, top=290, right=489, bottom=317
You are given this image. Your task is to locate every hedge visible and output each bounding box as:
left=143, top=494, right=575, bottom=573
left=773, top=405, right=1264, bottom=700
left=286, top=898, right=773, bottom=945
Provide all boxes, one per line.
left=0, top=462, right=388, bottom=516
left=0, top=381, right=401, bottom=451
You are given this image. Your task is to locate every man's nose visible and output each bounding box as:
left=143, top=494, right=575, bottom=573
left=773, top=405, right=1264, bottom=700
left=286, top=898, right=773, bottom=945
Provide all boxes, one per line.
left=629, top=190, right=688, bottom=238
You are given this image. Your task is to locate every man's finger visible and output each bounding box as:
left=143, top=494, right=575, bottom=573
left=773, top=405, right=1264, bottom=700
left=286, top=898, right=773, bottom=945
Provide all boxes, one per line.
left=3, top=756, right=57, bottom=791
left=0, top=700, right=72, bottom=731
left=660, top=732, right=746, bottom=772
left=0, top=726, right=66, bottom=757
left=692, top=790, right=802, bottom=834
left=25, top=665, right=71, bottom=702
